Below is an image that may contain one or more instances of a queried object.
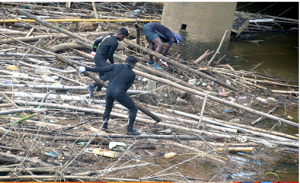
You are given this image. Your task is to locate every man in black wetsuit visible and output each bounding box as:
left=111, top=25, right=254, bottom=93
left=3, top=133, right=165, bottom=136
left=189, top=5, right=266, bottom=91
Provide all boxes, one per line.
left=87, top=28, right=129, bottom=96
left=77, top=56, right=140, bottom=135
left=143, top=23, right=182, bottom=69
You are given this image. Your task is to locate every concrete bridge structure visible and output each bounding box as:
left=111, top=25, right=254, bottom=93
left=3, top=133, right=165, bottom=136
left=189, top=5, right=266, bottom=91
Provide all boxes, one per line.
left=161, top=2, right=237, bottom=61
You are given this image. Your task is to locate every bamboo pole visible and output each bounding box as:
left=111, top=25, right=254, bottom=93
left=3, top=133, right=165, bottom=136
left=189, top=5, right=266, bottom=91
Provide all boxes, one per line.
left=0, top=52, right=55, bottom=58
left=207, top=29, right=228, bottom=65
left=0, top=152, right=55, bottom=167
left=197, top=93, right=208, bottom=128
left=0, top=128, right=110, bottom=144
left=167, top=142, right=227, bottom=164
left=122, top=39, right=240, bottom=92
left=0, top=18, right=159, bottom=23
left=195, top=50, right=214, bottom=64
left=251, top=107, right=277, bottom=126
left=0, top=32, right=110, bottom=44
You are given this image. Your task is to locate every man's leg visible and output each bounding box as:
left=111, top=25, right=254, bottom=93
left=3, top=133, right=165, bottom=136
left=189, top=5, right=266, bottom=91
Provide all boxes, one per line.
left=102, top=89, right=115, bottom=131
left=87, top=59, right=109, bottom=96
left=114, top=91, right=139, bottom=135
left=150, top=37, right=164, bottom=65
left=147, top=42, right=155, bottom=65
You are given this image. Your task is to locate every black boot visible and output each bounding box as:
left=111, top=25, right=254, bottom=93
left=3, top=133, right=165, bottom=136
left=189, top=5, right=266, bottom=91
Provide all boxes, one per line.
left=101, top=121, right=108, bottom=132
left=86, top=85, right=94, bottom=96
left=126, top=125, right=141, bottom=135
left=96, top=85, right=102, bottom=92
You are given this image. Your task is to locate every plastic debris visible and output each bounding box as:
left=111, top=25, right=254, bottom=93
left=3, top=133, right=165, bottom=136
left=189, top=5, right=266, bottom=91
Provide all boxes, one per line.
left=164, top=152, right=177, bottom=158
left=92, top=148, right=119, bottom=158
left=109, top=142, right=127, bottom=152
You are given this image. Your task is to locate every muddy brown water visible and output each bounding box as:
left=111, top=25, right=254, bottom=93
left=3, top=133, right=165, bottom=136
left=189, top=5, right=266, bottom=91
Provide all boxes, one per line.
left=225, top=32, right=299, bottom=181
left=173, top=31, right=299, bottom=181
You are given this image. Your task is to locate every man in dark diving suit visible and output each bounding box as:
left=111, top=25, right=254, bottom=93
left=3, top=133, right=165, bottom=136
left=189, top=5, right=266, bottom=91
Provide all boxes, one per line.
left=77, top=56, right=141, bottom=135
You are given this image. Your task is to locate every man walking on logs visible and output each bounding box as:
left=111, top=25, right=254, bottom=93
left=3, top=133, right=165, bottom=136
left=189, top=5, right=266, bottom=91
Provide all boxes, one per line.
left=77, top=56, right=141, bottom=135
left=143, top=23, right=182, bottom=69
left=87, top=28, right=129, bottom=96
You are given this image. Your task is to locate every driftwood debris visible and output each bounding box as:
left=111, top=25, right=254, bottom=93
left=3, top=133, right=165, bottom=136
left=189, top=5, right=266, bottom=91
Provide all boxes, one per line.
left=0, top=2, right=298, bottom=182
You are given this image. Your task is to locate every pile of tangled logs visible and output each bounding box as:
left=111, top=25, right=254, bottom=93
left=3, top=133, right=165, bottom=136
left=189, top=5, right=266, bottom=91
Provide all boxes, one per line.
left=0, top=2, right=298, bottom=182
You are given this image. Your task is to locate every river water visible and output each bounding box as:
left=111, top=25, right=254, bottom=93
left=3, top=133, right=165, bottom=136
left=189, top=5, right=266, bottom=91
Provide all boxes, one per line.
left=225, top=31, right=299, bottom=181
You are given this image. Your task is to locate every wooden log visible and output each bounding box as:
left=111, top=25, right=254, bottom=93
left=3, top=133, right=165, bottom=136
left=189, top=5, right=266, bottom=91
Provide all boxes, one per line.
left=0, top=103, right=13, bottom=107
left=122, top=39, right=240, bottom=92
left=197, top=93, right=208, bottom=128
left=272, top=90, right=299, bottom=94
left=0, top=167, right=58, bottom=173
left=0, top=108, right=47, bottom=115
left=216, top=147, right=254, bottom=151
left=15, top=9, right=104, bottom=44
left=0, top=175, right=147, bottom=181
left=74, top=163, right=151, bottom=176
left=0, top=128, right=110, bottom=144
left=167, top=142, right=226, bottom=164
left=0, top=152, right=56, bottom=167
left=0, top=52, right=55, bottom=58
left=251, top=107, right=277, bottom=126
left=0, top=32, right=110, bottom=44
left=195, top=50, right=214, bottom=64
left=49, top=43, right=84, bottom=52
left=94, top=134, right=200, bottom=140
left=207, top=29, right=228, bottom=65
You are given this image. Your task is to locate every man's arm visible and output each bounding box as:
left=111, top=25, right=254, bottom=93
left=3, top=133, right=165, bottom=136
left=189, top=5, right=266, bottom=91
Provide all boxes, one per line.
left=107, top=41, right=118, bottom=64
left=125, top=73, right=136, bottom=91
left=125, top=79, right=134, bottom=92
left=92, top=37, right=104, bottom=52
left=85, top=65, right=114, bottom=73
left=162, top=43, right=171, bottom=56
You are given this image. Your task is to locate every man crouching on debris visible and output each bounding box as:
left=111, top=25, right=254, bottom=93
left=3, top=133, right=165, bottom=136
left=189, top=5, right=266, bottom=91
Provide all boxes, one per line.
left=77, top=56, right=141, bottom=135
left=87, top=28, right=129, bottom=96
left=143, top=23, right=182, bottom=69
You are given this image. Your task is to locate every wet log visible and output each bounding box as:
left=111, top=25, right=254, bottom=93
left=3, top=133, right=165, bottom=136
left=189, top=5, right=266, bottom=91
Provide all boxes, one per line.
left=0, top=52, right=55, bottom=58
left=15, top=9, right=93, bottom=44
left=74, top=163, right=151, bottom=176
left=251, top=107, right=277, bottom=126
left=271, top=90, right=299, bottom=94
left=0, top=175, right=150, bottom=181
left=0, top=128, right=110, bottom=144
left=167, top=142, right=226, bottom=164
left=95, top=134, right=200, bottom=140
left=0, top=152, right=56, bottom=167
left=0, top=167, right=58, bottom=173
left=195, top=50, right=214, bottom=64
left=122, top=39, right=240, bottom=92
left=49, top=43, right=84, bottom=52
left=0, top=32, right=109, bottom=44
left=216, top=147, right=254, bottom=151
left=207, top=29, right=228, bottom=65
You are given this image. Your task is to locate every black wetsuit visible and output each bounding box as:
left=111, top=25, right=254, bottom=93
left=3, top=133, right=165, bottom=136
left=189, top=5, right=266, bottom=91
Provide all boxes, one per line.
left=92, top=33, right=114, bottom=52
left=92, top=36, right=118, bottom=91
left=86, top=64, right=137, bottom=127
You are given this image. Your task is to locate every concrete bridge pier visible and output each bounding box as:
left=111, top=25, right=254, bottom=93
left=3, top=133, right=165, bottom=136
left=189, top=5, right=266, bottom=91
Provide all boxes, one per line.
left=161, top=2, right=237, bottom=61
